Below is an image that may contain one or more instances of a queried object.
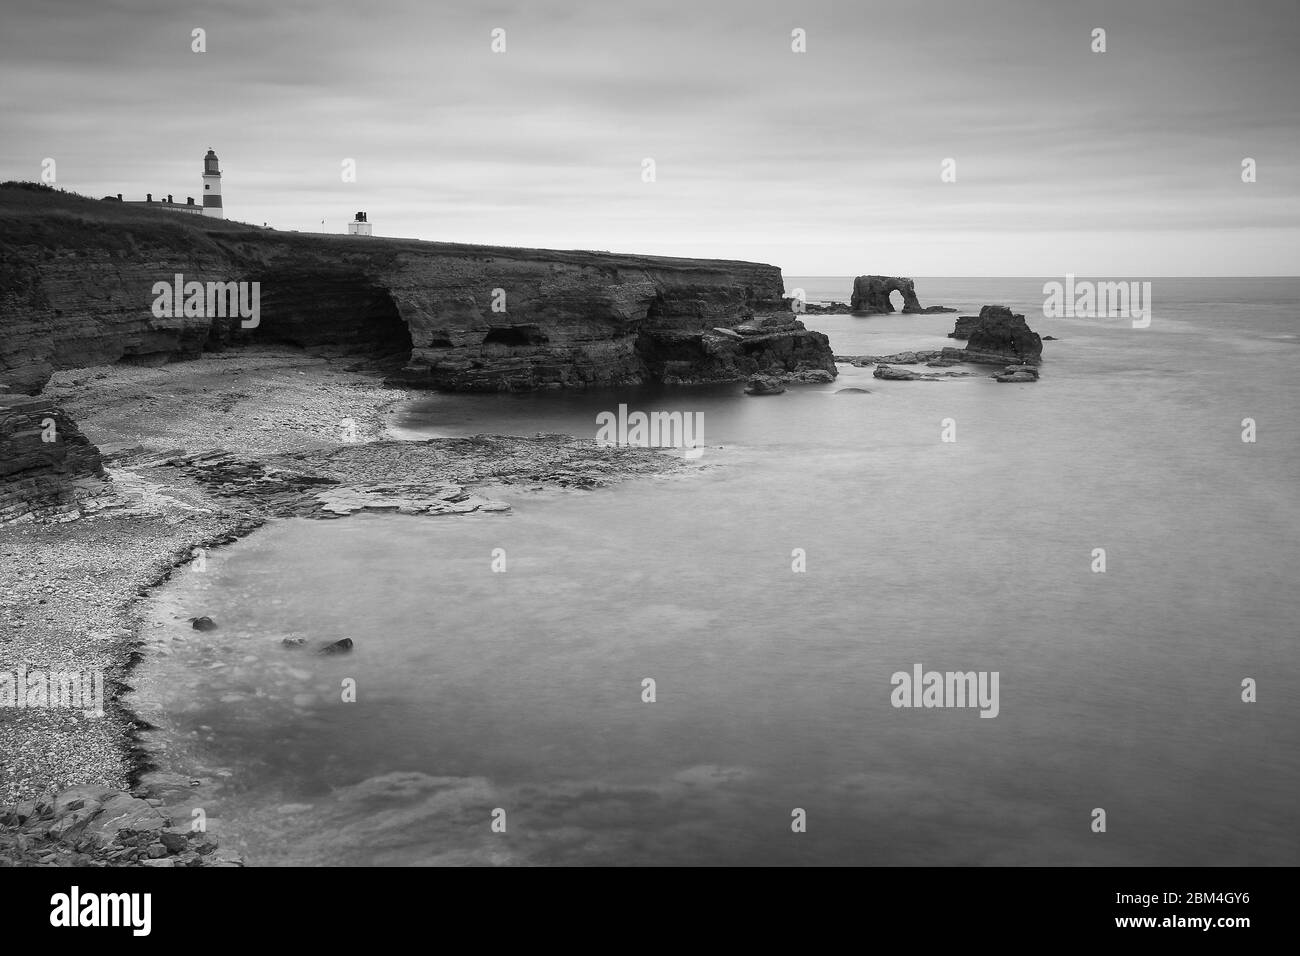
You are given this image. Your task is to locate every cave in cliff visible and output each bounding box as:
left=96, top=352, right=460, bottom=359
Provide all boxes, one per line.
left=235, top=276, right=413, bottom=360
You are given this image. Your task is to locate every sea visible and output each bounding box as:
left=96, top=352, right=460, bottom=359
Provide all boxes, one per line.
left=131, top=277, right=1300, bottom=866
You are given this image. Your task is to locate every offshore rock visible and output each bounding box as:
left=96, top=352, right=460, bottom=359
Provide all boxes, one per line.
left=948, top=315, right=981, bottom=339
left=835, top=350, right=945, bottom=366
left=743, top=374, right=786, bottom=395
left=797, top=301, right=852, bottom=314
left=994, top=364, right=1040, bottom=383
left=940, top=305, right=1043, bottom=366
left=872, top=364, right=972, bottom=382
left=849, top=276, right=957, bottom=315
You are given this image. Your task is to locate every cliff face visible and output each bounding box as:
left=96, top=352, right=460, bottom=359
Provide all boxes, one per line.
left=0, top=185, right=833, bottom=394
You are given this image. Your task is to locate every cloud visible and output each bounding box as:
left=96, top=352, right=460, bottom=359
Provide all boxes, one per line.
left=2, top=0, right=1297, bottom=273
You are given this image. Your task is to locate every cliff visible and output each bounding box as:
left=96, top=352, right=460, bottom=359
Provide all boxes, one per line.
left=0, top=184, right=833, bottom=395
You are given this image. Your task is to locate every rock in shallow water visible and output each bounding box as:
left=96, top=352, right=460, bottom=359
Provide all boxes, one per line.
left=942, top=306, right=1043, bottom=366
left=786, top=369, right=835, bottom=384
left=873, top=364, right=972, bottom=382
left=994, top=365, right=1040, bottom=383
left=190, top=616, right=216, bottom=631
left=319, top=638, right=354, bottom=655
left=744, top=375, right=786, bottom=395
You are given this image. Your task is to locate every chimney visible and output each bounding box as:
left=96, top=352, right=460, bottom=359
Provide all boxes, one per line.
left=187, top=197, right=194, bottom=205
left=167, top=194, right=173, bottom=203
left=146, top=193, right=152, bottom=202
left=116, top=193, right=122, bottom=201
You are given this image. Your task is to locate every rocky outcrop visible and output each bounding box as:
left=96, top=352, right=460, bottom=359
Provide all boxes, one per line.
left=634, top=316, right=835, bottom=388
left=153, top=434, right=683, bottom=519
left=0, top=184, right=834, bottom=394
left=994, top=365, right=1040, bottom=383
left=0, top=396, right=106, bottom=522
left=0, top=783, right=241, bottom=867
left=849, top=276, right=957, bottom=315
left=798, top=301, right=852, bottom=314
left=872, top=365, right=972, bottom=381
left=948, top=314, right=982, bottom=339
left=939, top=305, right=1043, bottom=366
left=836, top=350, right=946, bottom=366
left=743, top=374, right=785, bottom=395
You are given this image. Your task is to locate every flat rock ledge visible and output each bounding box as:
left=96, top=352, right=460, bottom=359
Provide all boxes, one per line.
left=0, top=779, right=242, bottom=867
left=872, top=364, right=974, bottom=382
left=835, top=350, right=952, bottom=367
left=154, top=434, right=683, bottom=519
left=994, top=365, right=1040, bottom=383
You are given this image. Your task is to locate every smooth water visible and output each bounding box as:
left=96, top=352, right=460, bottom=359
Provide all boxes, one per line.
left=132, top=278, right=1300, bottom=866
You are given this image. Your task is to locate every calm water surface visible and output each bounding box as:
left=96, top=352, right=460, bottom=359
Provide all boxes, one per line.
left=132, top=278, right=1300, bottom=865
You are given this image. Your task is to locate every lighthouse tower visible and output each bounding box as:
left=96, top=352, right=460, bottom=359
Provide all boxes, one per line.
left=201, top=148, right=223, bottom=218
left=348, top=211, right=372, bottom=236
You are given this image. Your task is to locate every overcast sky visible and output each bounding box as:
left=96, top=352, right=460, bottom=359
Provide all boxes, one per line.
left=2, top=0, right=1297, bottom=274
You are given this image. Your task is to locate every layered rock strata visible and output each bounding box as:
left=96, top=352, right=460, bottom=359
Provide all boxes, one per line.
left=0, top=396, right=106, bottom=522
left=0, top=184, right=834, bottom=395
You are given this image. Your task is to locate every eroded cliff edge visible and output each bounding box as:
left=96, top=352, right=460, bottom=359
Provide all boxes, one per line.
left=0, top=184, right=834, bottom=395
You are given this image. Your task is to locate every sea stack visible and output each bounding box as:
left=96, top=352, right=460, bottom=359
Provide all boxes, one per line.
left=940, top=305, right=1043, bottom=366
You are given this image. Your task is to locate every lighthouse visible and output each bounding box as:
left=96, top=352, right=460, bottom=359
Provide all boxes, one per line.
left=201, top=148, right=223, bottom=218
left=348, top=211, right=372, bottom=236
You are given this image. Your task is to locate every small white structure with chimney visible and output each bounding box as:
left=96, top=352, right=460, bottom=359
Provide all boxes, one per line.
left=348, top=211, right=372, bottom=236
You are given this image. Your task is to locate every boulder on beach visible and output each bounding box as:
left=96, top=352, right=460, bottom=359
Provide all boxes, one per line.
left=190, top=616, right=216, bottom=631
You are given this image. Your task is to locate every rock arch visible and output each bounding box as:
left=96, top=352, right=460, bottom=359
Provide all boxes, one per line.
left=849, top=276, right=924, bottom=314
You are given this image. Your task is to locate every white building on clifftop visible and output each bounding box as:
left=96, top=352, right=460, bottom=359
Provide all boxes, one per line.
left=348, top=211, right=372, bottom=236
